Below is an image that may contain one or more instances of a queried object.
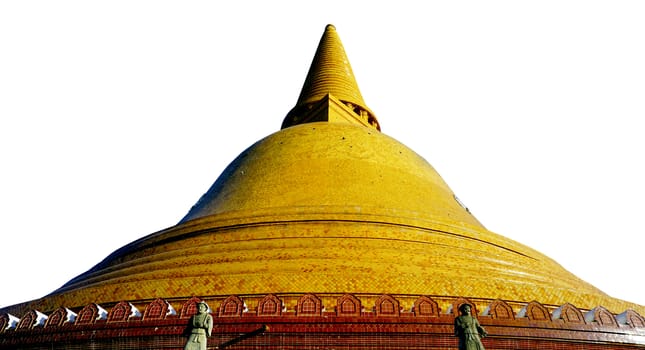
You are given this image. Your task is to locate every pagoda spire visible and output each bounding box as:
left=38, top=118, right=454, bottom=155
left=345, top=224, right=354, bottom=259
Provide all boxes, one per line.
left=282, top=24, right=380, bottom=130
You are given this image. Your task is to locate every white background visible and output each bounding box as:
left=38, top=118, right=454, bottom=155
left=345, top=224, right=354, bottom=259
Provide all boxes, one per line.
left=1, top=1, right=643, bottom=309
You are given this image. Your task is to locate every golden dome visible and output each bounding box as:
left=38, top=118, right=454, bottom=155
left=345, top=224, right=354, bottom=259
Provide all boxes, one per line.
left=11, top=25, right=643, bottom=316
left=181, top=122, right=479, bottom=228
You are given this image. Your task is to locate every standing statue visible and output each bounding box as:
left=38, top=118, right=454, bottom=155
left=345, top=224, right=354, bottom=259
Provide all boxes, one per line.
left=454, top=304, right=487, bottom=350
left=184, top=301, right=213, bottom=350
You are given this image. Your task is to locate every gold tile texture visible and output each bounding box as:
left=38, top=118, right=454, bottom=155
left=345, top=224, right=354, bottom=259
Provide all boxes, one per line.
left=10, top=25, right=643, bottom=318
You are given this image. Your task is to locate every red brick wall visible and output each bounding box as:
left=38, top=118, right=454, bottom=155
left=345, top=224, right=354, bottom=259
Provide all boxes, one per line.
left=2, top=295, right=644, bottom=349
left=3, top=315, right=644, bottom=349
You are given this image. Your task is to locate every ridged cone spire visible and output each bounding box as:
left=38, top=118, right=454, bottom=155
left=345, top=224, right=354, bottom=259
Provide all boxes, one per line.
left=282, top=24, right=379, bottom=130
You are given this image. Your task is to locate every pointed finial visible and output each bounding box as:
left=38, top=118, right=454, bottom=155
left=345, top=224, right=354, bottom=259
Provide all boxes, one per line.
left=282, top=24, right=379, bottom=130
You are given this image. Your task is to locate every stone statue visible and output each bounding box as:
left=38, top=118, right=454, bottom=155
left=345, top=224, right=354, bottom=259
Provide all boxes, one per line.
left=454, top=303, right=487, bottom=350
left=184, top=301, right=213, bottom=350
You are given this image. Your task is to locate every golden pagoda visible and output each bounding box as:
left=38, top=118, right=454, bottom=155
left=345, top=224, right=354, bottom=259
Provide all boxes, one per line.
left=2, top=24, right=644, bottom=349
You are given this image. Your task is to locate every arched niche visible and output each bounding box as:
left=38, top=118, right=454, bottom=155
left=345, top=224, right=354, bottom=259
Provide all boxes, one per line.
left=45, top=307, right=76, bottom=327
left=412, top=296, right=439, bottom=317
left=336, top=294, right=361, bottom=317
left=180, top=297, right=206, bottom=319
left=76, top=303, right=107, bottom=325
left=616, top=309, right=645, bottom=328
left=375, top=294, right=400, bottom=317
left=451, top=297, right=478, bottom=318
left=16, top=310, right=38, bottom=330
left=257, top=294, right=283, bottom=316
left=107, top=301, right=140, bottom=323
left=296, top=293, right=323, bottom=316
left=143, top=298, right=175, bottom=320
left=517, top=301, right=550, bottom=322
left=584, top=306, right=618, bottom=327
left=218, top=295, right=245, bottom=317
left=483, top=299, right=515, bottom=320
left=0, top=314, right=11, bottom=332
left=552, top=303, right=585, bottom=324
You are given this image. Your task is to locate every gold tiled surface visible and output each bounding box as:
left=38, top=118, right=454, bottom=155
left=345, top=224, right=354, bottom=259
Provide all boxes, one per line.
left=22, top=216, right=643, bottom=315
left=181, top=122, right=482, bottom=227
left=14, top=123, right=642, bottom=316
left=8, top=25, right=643, bottom=319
